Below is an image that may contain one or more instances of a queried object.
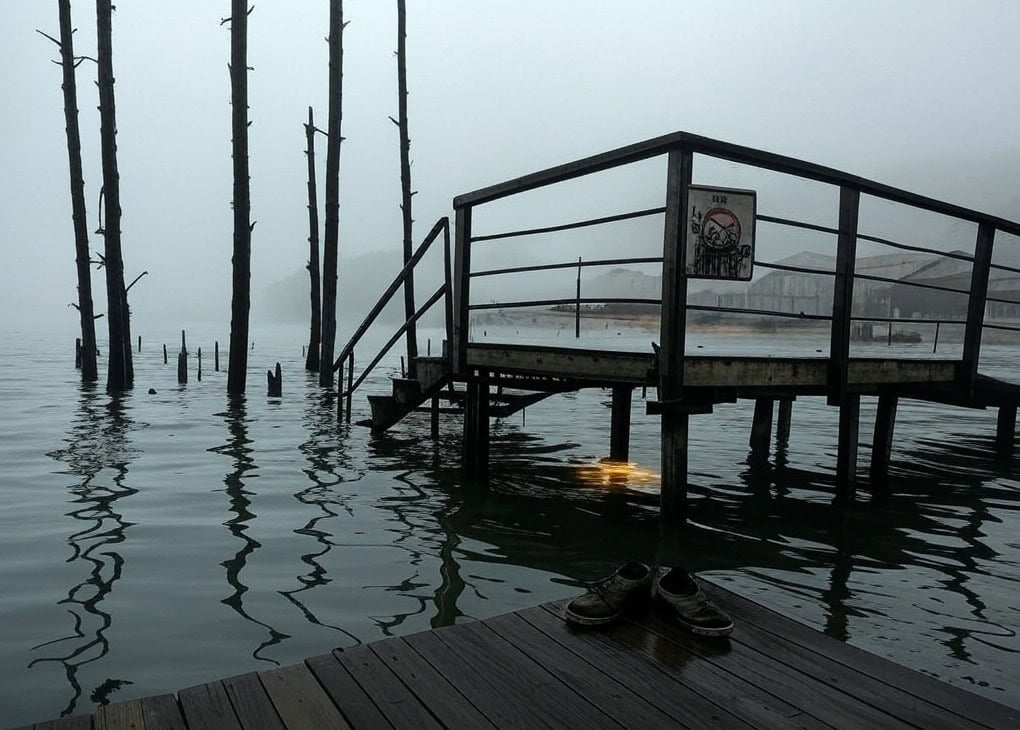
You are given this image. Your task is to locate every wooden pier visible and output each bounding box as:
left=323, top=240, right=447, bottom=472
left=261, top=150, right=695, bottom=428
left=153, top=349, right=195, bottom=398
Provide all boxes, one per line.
left=18, top=579, right=1019, bottom=729
left=328, top=131, right=1020, bottom=521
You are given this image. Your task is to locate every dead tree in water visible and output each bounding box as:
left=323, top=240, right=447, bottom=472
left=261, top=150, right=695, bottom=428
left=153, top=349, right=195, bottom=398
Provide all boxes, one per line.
left=395, top=0, right=418, bottom=377
left=96, top=0, right=132, bottom=391
left=304, top=106, right=322, bottom=372
left=41, top=0, right=99, bottom=383
left=226, top=0, right=253, bottom=395
left=318, top=0, right=345, bottom=388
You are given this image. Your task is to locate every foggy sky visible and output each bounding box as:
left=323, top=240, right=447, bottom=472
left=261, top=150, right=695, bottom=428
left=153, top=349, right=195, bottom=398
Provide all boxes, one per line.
left=1, top=1, right=1017, bottom=336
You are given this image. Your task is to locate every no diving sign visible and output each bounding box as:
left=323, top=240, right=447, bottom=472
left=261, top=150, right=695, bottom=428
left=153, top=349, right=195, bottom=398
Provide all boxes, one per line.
left=685, top=185, right=756, bottom=281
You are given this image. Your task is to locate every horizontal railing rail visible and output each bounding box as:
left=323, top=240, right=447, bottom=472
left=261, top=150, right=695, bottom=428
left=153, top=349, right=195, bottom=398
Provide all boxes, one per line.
left=471, top=256, right=662, bottom=278
left=468, top=297, right=660, bottom=311
left=470, top=207, right=665, bottom=243
left=453, top=132, right=1020, bottom=237
left=756, top=214, right=839, bottom=236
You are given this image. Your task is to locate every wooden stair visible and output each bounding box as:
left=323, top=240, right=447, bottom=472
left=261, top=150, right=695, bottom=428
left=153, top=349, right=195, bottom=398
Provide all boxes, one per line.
left=364, top=357, right=576, bottom=432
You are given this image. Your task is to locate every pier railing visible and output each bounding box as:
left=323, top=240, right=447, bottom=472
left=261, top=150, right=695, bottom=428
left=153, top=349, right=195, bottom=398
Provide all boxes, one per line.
left=331, top=216, right=453, bottom=421
left=451, top=132, right=1020, bottom=399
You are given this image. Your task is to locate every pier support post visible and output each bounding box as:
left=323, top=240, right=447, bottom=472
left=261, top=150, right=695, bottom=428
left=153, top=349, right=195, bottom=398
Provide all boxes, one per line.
left=749, top=398, right=775, bottom=456
left=836, top=395, right=861, bottom=500
left=996, top=404, right=1016, bottom=455
left=463, top=371, right=489, bottom=479
left=869, top=394, right=898, bottom=492
left=776, top=398, right=794, bottom=448
left=431, top=396, right=440, bottom=440
left=657, top=148, right=693, bottom=522
left=661, top=411, right=689, bottom=521
left=610, top=386, right=632, bottom=461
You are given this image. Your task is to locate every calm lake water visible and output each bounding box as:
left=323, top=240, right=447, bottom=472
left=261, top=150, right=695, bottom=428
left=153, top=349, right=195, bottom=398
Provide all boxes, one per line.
left=1, top=321, right=1018, bottom=726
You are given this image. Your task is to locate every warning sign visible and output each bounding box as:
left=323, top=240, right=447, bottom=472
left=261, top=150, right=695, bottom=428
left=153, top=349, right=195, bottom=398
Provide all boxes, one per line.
left=685, top=185, right=756, bottom=281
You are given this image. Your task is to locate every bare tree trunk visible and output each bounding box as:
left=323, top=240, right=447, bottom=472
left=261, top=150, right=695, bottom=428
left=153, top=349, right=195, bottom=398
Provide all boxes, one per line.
left=305, top=106, right=321, bottom=372
left=96, top=0, right=131, bottom=391
left=227, top=0, right=252, bottom=395
left=318, top=0, right=344, bottom=388
left=396, top=0, right=417, bottom=378
left=57, top=0, right=98, bottom=383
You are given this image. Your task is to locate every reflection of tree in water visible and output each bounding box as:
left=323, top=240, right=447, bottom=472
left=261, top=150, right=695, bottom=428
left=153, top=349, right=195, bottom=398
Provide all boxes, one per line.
left=359, top=427, right=489, bottom=634
left=280, top=388, right=361, bottom=646
left=37, top=388, right=138, bottom=716
left=210, top=398, right=289, bottom=664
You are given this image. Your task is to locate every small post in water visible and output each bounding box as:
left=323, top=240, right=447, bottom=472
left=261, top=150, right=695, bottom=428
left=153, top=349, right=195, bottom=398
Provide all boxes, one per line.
left=163, top=343, right=168, bottom=365
left=887, top=321, right=892, bottom=347
left=177, top=330, right=188, bottom=384
left=267, top=362, right=282, bottom=397
left=400, top=355, right=406, bottom=378
left=933, top=322, right=940, bottom=354
left=215, top=340, right=220, bottom=371
left=137, top=335, right=141, bottom=352
left=197, top=347, right=202, bottom=381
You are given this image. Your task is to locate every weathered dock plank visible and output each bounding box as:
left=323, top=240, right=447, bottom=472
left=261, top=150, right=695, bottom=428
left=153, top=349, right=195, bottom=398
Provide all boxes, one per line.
left=94, top=700, right=144, bottom=730
left=18, top=577, right=1019, bottom=730
left=177, top=681, right=241, bottom=730
left=332, top=645, right=438, bottom=729
left=368, top=636, right=495, bottom=729
left=139, top=695, right=186, bottom=730
left=430, top=619, right=620, bottom=729
left=483, top=610, right=680, bottom=728
left=522, top=604, right=757, bottom=729
left=221, top=673, right=283, bottom=730
left=259, top=663, right=348, bottom=730
left=464, top=343, right=960, bottom=392
left=403, top=630, right=532, bottom=728
left=700, top=582, right=1020, bottom=730
left=305, top=652, right=392, bottom=729
left=30, top=717, right=91, bottom=730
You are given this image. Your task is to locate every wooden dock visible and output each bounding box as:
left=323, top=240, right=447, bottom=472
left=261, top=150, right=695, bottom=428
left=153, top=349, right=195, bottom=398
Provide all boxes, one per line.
left=18, top=579, right=1019, bottom=729
left=327, top=130, right=1020, bottom=521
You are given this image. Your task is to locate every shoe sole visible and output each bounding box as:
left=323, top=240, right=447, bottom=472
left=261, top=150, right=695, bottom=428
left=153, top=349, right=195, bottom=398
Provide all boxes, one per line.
left=656, top=592, right=733, bottom=637
left=562, top=606, right=620, bottom=627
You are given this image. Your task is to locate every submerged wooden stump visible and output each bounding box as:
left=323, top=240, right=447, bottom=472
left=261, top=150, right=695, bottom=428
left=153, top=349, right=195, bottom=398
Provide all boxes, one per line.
left=267, top=362, right=282, bottom=397
left=177, top=330, right=188, bottom=384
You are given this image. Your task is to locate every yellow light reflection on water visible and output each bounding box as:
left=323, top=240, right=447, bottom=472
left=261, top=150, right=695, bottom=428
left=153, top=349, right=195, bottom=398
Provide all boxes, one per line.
left=575, top=459, right=660, bottom=492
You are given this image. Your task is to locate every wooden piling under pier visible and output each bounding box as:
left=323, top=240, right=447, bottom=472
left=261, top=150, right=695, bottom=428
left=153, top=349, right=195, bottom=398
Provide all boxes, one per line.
left=24, top=578, right=1018, bottom=729
left=609, top=386, right=632, bottom=461
left=996, top=404, right=1016, bottom=454
left=749, top=398, right=774, bottom=456
left=870, top=394, right=899, bottom=490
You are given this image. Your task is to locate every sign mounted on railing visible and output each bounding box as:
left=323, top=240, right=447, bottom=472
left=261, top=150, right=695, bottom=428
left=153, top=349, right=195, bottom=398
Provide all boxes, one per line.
left=685, top=185, right=756, bottom=281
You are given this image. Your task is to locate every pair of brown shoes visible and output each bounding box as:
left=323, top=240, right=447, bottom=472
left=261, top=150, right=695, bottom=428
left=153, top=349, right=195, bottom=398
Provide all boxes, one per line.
left=564, top=563, right=733, bottom=637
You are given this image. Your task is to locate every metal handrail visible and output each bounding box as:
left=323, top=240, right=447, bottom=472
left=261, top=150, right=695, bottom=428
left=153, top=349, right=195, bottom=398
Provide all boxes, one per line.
left=332, top=217, right=452, bottom=421
left=452, top=131, right=1020, bottom=236
left=332, top=217, right=448, bottom=373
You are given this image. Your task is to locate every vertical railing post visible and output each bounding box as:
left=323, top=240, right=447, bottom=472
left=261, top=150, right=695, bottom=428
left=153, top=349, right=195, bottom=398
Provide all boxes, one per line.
left=658, top=147, right=693, bottom=522
left=452, top=205, right=472, bottom=375
left=337, top=355, right=345, bottom=421
left=829, top=186, right=860, bottom=406
left=575, top=257, right=582, bottom=338
left=442, top=218, right=454, bottom=364
left=961, top=222, right=995, bottom=391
